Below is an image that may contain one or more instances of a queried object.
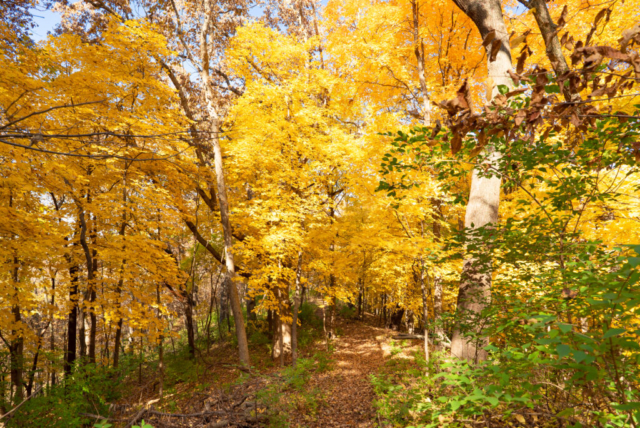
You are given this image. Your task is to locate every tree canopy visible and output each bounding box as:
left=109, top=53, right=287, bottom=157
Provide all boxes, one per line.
left=1, top=0, right=640, bottom=426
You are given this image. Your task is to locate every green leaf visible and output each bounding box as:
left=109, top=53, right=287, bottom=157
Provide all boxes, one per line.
left=545, top=84, right=560, bottom=94
left=612, top=402, right=640, bottom=411
left=557, top=323, right=573, bottom=334
left=557, top=408, right=575, bottom=417
left=556, top=344, right=571, bottom=358
left=450, top=400, right=463, bottom=411
left=498, top=84, right=509, bottom=95
left=486, top=396, right=500, bottom=407
left=572, top=350, right=587, bottom=363
left=603, top=328, right=626, bottom=339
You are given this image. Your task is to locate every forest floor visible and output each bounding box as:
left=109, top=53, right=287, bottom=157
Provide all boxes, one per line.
left=108, top=303, right=423, bottom=428
left=286, top=312, right=394, bottom=428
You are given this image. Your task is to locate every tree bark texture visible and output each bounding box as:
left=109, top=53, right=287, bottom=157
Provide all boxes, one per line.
left=450, top=0, right=513, bottom=362
left=517, top=0, right=578, bottom=102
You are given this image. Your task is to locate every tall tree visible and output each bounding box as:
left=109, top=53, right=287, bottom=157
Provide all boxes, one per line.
left=448, top=0, right=513, bottom=362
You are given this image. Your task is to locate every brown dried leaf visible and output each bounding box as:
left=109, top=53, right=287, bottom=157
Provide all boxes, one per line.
left=510, top=34, right=526, bottom=50
left=457, top=79, right=471, bottom=109
left=593, top=46, right=629, bottom=61
left=590, top=86, right=608, bottom=98
left=431, top=120, right=442, bottom=139
left=531, top=90, right=545, bottom=105
left=450, top=133, right=462, bottom=154
left=586, top=25, right=598, bottom=46
left=493, top=94, right=507, bottom=107
left=438, top=80, right=471, bottom=116
left=571, top=41, right=584, bottom=65
left=619, top=23, right=640, bottom=53
left=560, top=32, right=568, bottom=47
left=631, top=52, right=640, bottom=80
left=506, top=88, right=527, bottom=98
left=507, top=70, right=521, bottom=86
left=514, top=110, right=526, bottom=126
left=477, top=130, right=487, bottom=149
left=536, top=72, right=549, bottom=88
left=557, top=5, right=568, bottom=28
left=516, top=47, right=529, bottom=74
left=490, top=39, right=501, bottom=62
left=583, top=52, right=603, bottom=69
left=594, top=8, right=608, bottom=27
left=528, top=110, right=541, bottom=122
left=482, top=30, right=496, bottom=48
left=564, top=35, right=575, bottom=51
left=562, top=288, right=579, bottom=300
left=570, top=112, right=581, bottom=127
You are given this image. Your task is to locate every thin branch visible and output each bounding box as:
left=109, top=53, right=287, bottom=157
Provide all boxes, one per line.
left=0, top=100, right=106, bottom=130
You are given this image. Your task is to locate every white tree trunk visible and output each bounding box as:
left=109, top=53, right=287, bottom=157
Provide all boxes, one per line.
left=450, top=0, right=513, bottom=362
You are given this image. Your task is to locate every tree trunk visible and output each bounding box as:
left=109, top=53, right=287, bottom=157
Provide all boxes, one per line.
left=66, top=263, right=79, bottom=375
left=517, top=0, right=579, bottom=102
left=326, top=274, right=336, bottom=339
left=356, top=279, right=363, bottom=319
left=77, top=206, right=96, bottom=364
left=291, top=252, right=303, bottom=366
left=113, top=318, right=123, bottom=368
left=272, top=287, right=292, bottom=363
left=220, top=276, right=230, bottom=333
left=50, top=319, right=56, bottom=387
left=382, top=294, right=387, bottom=328
left=450, top=0, right=513, bottom=363
left=157, top=285, right=164, bottom=398
left=419, top=258, right=430, bottom=363
left=430, top=206, right=447, bottom=349
left=26, top=343, right=42, bottom=396
left=245, top=284, right=256, bottom=322
left=79, top=308, right=87, bottom=360
left=49, top=275, right=56, bottom=387
left=10, top=256, right=24, bottom=405
left=185, top=295, right=196, bottom=359
left=206, top=94, right=250, bottom=366
left=300, top=284, right=307, bottom=307
left=412, top=0, right=431, bottom=125
left=89, top=214, right=99, bottom=364
left=205, top=269, right=220, bottom=347
left=113, top=189, right=127, bottom=368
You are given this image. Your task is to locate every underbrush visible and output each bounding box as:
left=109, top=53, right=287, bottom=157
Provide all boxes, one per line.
left=252, top=300, right=332, bottom=427
left=257, top=352, right=333, bottom=428
left=371, top=249, right=640, bottom=428
left=9, top=300, right=329, bottom=428
left=298, top=301, right=323, bottom=330
left=7, top=357, right=138, bottom=428
left=338, top=304, right=357, bottom=320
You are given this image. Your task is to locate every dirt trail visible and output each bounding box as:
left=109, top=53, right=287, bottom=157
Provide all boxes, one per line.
left=112, top=305, right=404, bottom=428
left=291, top=312, right=395, bottom=428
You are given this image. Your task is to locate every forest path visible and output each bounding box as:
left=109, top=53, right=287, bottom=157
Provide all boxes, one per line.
left=288, top=305, right=400, bottom=428
left=113, top=302, right=413, bottom=428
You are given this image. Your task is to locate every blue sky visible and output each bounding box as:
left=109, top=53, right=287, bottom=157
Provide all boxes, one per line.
left=30, top=3, right=66, bottom=42
left=30, top=0, right=333, bottom=42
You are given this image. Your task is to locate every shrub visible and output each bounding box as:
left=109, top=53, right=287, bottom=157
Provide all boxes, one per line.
left=371, top=248, right=640, bottom=427
left=8, top=357, right=137, bottom=428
